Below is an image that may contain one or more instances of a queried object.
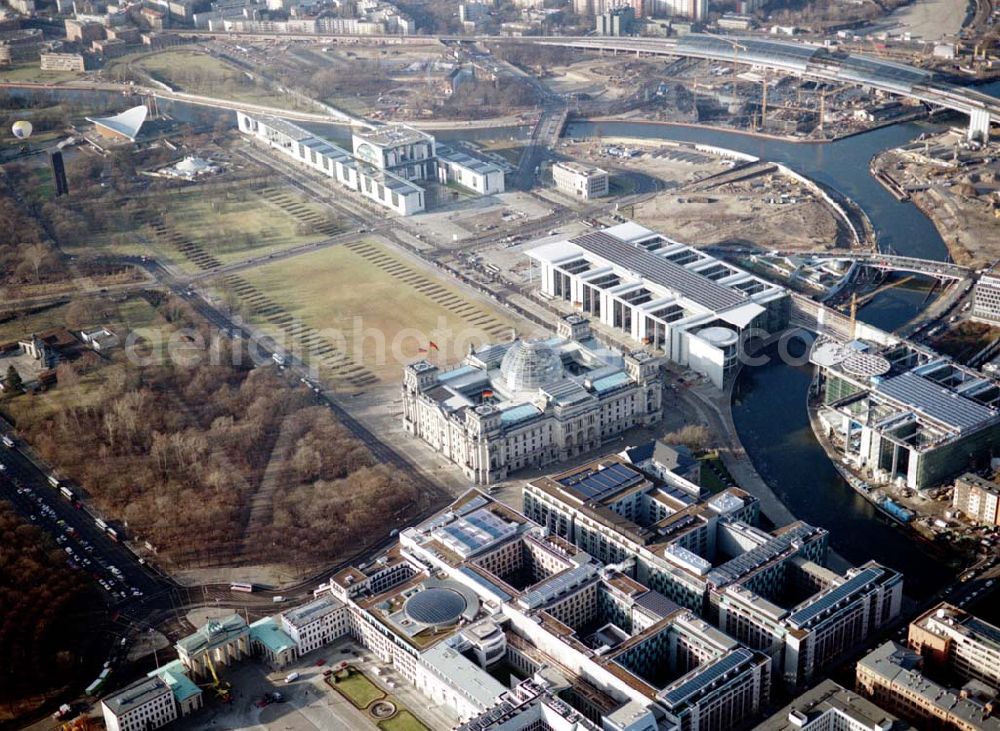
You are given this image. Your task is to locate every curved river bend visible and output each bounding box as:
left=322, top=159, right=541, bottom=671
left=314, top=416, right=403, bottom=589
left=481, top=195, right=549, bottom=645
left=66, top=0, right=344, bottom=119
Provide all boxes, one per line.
left=567, top=88, right=997, bottom=597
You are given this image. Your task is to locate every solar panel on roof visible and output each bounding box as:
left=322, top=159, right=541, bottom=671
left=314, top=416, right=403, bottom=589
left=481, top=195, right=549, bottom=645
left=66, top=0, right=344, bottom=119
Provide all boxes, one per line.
left=964, top=617, right=1000, bottom=648
left=787, top=567, right=882, bottom=628
left=875, top=371, right=997, bottom=432
left=660, top=648, right=754, bottom=708
left=708, top=524, right=816, bottom=586
left=570, top=231, right=747, bottom=312
left=520, top=563, right=597, bottom=609
left=558, top=462, right=644, bottom=501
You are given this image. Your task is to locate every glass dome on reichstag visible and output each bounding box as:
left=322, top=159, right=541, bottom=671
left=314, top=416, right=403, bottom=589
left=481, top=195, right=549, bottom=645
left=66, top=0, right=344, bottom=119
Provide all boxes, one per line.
left=499, top=339, right=563, bottom=393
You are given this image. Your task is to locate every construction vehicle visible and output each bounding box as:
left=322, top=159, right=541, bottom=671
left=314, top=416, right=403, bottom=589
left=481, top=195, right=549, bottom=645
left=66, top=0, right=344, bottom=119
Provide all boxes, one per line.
left=60, top=718, right=96, bottom=731
left=201, top=654, right=233, bottom=703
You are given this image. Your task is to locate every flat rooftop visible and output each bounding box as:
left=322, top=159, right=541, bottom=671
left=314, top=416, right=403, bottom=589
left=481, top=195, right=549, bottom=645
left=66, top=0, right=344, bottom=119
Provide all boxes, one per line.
left=102, top=676, right=170, bottom=716
left=438, top=144, right=505, bottom=176
left=281, top=594, right=344, bottom=629
left=756, top=679, right=909, bottom=730
left=554, top=161, right=608, bottom=177
left=354, top=123, right=432, bottom=147
left=874, top=371, right=998, bottom=433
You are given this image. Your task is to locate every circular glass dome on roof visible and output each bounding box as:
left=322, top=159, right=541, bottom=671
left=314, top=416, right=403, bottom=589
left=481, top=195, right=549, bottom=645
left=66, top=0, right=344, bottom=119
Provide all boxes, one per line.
left=500, top=339, right=563, bottom=393
left=403, top=587, right=467, bottom=627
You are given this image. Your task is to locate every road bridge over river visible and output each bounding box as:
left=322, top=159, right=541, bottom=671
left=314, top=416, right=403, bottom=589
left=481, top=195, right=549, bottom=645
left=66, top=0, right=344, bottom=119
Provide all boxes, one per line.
left=518, top=34, right=1000, bottom=141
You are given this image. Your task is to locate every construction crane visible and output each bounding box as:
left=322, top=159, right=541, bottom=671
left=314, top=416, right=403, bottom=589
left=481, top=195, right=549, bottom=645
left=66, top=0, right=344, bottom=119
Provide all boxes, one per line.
left=201, top=654, right=233, bottom=703
left=849, top=292, right=858, bottom=339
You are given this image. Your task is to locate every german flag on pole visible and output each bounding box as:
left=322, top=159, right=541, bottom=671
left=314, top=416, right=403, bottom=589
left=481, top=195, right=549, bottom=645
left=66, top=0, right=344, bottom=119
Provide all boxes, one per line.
left=429, top=341, right=440, bottom=351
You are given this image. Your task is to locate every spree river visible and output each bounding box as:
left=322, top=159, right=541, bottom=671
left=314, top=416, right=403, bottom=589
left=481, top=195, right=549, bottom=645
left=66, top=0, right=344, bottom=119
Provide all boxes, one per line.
left=568, top=88, right=998, bottom=598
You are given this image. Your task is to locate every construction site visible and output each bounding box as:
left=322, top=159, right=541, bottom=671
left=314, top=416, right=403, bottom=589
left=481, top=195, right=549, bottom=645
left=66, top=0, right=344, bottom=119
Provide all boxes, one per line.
left=555, top=53, right=930, bottom=140
left=872, top=129, right=1000, bottom=267
left=551, top=137, right=859, bottom=252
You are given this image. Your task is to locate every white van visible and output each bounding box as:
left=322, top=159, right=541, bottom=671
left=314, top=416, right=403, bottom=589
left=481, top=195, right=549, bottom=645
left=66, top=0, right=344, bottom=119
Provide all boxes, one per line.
left=284, top=672, right=300, bottom=684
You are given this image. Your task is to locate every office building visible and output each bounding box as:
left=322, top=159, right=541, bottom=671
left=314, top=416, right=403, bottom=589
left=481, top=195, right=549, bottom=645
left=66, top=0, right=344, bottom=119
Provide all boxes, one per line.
left=352, top=124, right=436, bottom=182
left=101, top=676, right=177, bottom=731
left=757, top=679, right=910, bottom=730
left=811, top=336, right=1000, bottom=489
left=238, top=113, right=426, bottom=215
left=523, top=453, right=901, bottom=689
left=526, top=223, right=789, bottom=388
left=953, top=474, right=1000, bottom=527
left=402, top=314, right=664, bottom=484
left=280, top=594, right=350, bottom=656
left=717, top=558, right=902, bottom=688
left=908, top=603, right=1000, bottom=690
left=553, top=161, right=610, bottom=199
left=237, top=112, right=502, bottom=216
left=457, top=677, right=611, bottom=730
left=856, top=642, right=1000, bottom=731
left=436, top=144, right=506, bottom=195
left=972, top=266, right=1000, bottom=326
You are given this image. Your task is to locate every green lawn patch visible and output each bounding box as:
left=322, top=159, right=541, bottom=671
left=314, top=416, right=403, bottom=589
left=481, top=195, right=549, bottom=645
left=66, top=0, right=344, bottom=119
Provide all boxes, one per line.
left=378, top=710, right=430, bottom=731
left=329, top=668, right=385, bottom=710
left=699, top=453, right=735, bottom=494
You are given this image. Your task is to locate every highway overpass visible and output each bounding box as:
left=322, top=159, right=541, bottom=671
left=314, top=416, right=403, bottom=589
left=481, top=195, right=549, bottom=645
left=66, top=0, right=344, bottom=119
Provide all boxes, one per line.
left=520, top=34, right=1000, bottom=141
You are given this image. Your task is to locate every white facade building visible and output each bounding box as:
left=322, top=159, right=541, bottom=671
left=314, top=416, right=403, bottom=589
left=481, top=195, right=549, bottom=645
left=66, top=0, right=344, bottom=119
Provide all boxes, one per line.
left=280, top=594, right=350, bottom=655
left=437, top=144, right=506, bottom=195
left=553, top=161, right=609, bottom=200
left=236, top=112, right=425, bottom=215
left=971, top=265, right=1000, bottom=326
left=101, top=677, right=177, bottom=731
left=238, top=112, right=505, bottom=215
left=526, top=224, right=789, bottom=388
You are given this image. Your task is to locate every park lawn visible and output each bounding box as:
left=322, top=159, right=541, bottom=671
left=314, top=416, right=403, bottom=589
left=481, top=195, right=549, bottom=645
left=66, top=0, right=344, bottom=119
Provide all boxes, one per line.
left=165, top=188, right=336, bottom=272
left=127, top=50, right=308, bottom=110
left=62, top=185, right=336, bottom=274
left=235, top=242, right=516, bottom=382
left=0, top=63, right=84, bottom=85
left=378, top=710, right=430, bottom=731
left=331, top=669, right=384, bottom=709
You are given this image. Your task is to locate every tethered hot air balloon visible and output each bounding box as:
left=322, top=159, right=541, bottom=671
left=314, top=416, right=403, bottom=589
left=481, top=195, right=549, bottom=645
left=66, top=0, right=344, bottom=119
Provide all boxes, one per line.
left=11, top=121, right=32, bottom=140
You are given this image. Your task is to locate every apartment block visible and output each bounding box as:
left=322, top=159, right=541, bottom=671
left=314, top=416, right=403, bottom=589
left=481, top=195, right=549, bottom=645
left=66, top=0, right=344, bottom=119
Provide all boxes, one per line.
left=856, top=642, right=1000, bottom=731
left=953, top=473, right=1000, bottom=527
left=908, top=603, right=1000, bottom=690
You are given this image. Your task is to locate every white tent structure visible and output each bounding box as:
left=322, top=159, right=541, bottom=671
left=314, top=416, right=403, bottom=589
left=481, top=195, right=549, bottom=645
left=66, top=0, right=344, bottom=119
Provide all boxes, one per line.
left=86, top=105, right=149, bottom=141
